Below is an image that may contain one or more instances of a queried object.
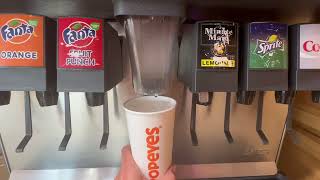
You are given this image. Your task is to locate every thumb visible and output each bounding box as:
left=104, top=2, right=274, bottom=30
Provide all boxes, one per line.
left=160, top=166, right=176, bottom=180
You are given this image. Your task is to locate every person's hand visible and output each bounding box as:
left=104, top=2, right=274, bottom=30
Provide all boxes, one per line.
left=115, top=145, right=176, bottom=180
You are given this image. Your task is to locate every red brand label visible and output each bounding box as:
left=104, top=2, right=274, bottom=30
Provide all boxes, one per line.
left=303, top=40, right=320, bottom=52
left=146, top=127, right=160, bottom=180
left=58, top=17, right=103, bottom=69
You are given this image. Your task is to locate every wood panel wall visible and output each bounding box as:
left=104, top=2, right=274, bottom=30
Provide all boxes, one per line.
left=278, top=91, right=320, bottom=180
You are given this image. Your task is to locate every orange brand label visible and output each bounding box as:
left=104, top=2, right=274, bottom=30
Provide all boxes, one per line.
left=0, top=14, right=44, bottom=67
left=146, top=127, right=160, bottom=180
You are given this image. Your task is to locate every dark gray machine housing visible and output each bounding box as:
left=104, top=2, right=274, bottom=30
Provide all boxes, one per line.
left=240, top=23, right=288, bottom=91
left=289, top=24, right=320, bottom=91
left=178, top=21, right=239, bottom=92
left=57, top=21, right=123, bottom=92
left=0, top=16, right=56, bottom=92
left=113, top=0, right=186, bottom=17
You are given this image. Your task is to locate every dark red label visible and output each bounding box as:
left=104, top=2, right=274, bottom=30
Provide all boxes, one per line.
left=58, top=17, right=103, bottom=69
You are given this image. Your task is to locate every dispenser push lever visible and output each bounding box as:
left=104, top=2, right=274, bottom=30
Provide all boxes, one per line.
left=100, top=93, right=109, bottom=150
left=190, top=92, right=214, bottom=146
left=190, top=93, right=199, bottom=146
left=256, top=91, right=269, bottom=144
left=224, top=92, right=233, bottom=143
left=16, top=92, right=32, bottom=153
left=59, top=92, right=72, bottom=151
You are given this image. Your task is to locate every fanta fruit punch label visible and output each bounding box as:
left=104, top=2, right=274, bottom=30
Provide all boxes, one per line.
left=249, top=22, right=288, bottom=69
left=0, top=14, right=44, bottom=67
left=58, top=17, right=103, bottom=70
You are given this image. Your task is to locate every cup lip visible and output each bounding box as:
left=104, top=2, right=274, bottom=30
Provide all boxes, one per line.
left=123, top=95, right=177, bottom=115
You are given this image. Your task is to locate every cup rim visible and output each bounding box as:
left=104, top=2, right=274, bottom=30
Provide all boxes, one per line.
left=123, top=96, right=176, bottom=115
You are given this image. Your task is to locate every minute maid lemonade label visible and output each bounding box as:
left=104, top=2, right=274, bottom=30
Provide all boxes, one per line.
left=199, top=22, right=237, bottom=69
left=0, top=14, right=44, bottom=67
left=58, top=17, right=103, bottom=69
left=250, top=23, right=288, bottom=69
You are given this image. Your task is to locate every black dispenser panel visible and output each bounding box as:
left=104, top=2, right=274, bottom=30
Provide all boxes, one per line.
left=179, top=21, right=238, bottom=92
left=289, top=24, right=320, bottom=91
left=240, top=22, right=288, bottom=91
left=57, top=17, right=123, bottom=93
left=0, top=14, right=56, bottom=92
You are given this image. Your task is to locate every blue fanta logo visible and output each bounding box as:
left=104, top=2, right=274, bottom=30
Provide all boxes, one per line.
left=1, top=19, right=34, bottom=44
left=62, top=21, right=96, bottom=48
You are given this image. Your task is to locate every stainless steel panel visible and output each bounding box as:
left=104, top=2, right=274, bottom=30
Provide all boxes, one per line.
left=9, top=162, right=277, bottom=180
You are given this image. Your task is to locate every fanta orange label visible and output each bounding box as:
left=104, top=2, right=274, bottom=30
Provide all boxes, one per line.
left=0, top=14, right=44, bottom=67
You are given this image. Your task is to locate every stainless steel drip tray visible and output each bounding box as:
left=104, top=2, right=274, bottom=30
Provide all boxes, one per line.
left=9, top=162, right=277, bottom=180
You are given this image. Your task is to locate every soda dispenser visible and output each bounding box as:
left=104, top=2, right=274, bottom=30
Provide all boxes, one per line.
left=238, top=22, right=288, bottom=144
left=178, top=21, right=238, bottom=145
left=0, top=14, right=57, bottom=152
left=57, top=17, right=122, bottom=150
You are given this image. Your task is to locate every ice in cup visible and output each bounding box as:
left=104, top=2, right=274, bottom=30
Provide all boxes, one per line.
left=123, top=96, right=177, bottom=179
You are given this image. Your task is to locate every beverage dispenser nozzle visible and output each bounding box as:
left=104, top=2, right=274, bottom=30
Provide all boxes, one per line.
left=0, top=92, right=10, bottom=106
left=85, top=92, right=109, bottom=149
left=239, top=22, right=288, bottom=145
left=57, top=17, right=123, bottom=150
left=179, top=21, right=239, bottom=145
left=0, top=14, right=57, bottom=152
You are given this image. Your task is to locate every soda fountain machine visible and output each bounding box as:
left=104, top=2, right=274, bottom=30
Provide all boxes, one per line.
left=238, top=22, right=288, bottom=144
left=0, top=14, right=57, bottom=152
left=179, top=21, right=239, bottom=145
left=57, top=17, right=122, bottom=150
left=0, top=1, right=292, bottom=180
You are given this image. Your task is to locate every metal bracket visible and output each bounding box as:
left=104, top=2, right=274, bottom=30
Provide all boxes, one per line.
left=256, top=91, right=269, bottom=145
left=16, top=91, right=32, bottom=153
left=224, top=92, right=233, bottom=143
left=59, top=92, right=72, bottom=151
left=100, top=93, right=109, bottom=150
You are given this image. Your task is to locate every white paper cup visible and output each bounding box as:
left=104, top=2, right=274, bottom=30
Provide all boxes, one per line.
left=123, top=96, right=177, bottom=179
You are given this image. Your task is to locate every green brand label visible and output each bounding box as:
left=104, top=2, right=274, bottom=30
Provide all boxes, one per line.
left=249, top=23, right=288, bottom=69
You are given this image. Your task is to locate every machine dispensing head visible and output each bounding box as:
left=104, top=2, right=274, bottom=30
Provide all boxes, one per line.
left=289, top=24, right=320, bottom=103
left=179, top=21, right=239, bottom=145
left=113, top=0, right=186, bottom=96
left=238, top=22, right=288, bottom=144
left=57, top=17, right=123, bottom=150
left=284, top=24, right=320, bottom=142
left=0, top=14, right=57, bottom=152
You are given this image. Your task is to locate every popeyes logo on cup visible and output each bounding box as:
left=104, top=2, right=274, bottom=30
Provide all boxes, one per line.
left=0, top=18, right=37, bottom=44
left=62, top=21, right=99, bottom=48
left=146, top=127, right=160, bottom=180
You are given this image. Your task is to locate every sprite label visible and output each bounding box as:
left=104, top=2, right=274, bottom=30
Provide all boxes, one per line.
left=249, top=23, right=288, bottom=69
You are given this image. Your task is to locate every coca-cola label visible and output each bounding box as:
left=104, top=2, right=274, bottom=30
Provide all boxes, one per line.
left=300, top=24, right=320, bottom=69
left=0, top=14, right=44, bottom=67
left=199, top=22, right=237, bottom=69
left=58, top=17, right=103, bottom=69
left=250, top=23, right=288, bottom=69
